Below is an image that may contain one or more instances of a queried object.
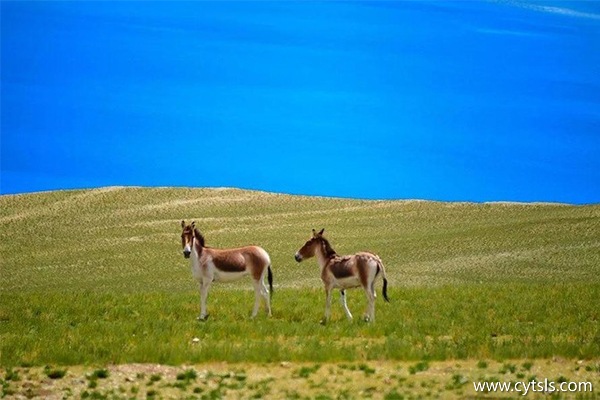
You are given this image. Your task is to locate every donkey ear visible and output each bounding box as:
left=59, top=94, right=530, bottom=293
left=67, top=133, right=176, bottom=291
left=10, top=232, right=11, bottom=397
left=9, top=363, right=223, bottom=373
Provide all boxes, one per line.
left=191, top=221, right=196, bottom=228
left=318, top=228, right=325, bottom=236
left=181, top=220, right=186, bottom=228
left=312, top=228, right=317, bottom=237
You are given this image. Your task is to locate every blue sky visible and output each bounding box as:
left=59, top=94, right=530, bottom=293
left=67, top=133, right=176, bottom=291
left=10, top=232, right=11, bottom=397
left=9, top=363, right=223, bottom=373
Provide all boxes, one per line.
left=2, top=1, right=599, bottom=203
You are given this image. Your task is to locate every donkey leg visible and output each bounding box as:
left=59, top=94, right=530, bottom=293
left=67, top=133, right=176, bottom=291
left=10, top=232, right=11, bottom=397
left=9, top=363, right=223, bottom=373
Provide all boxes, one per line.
left=363, top=287, right=376, bottom=322
left=340, top=290, right=353, bottom=320
left=370, top=281, right=377, bottom=321
left=321, top=287, right=333, bottom=324
left=198, top=281, right=211, bottom=321
left=261, top=280, right=272, bottom=317
left=368, top=293, right=376, bottom=322
left=371, top=280, right=377, bottom=299
left=251, top=280, right=262, bottom=318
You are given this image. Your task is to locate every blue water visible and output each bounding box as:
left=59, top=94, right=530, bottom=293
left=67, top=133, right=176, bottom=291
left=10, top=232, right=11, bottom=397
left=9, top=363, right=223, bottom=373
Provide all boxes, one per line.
left=2, top=1, right=599, bottom=203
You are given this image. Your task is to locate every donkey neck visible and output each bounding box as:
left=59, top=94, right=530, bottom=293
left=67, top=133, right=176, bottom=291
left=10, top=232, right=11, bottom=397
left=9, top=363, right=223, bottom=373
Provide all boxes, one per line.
left=190, top=239, right=206, bottom=280
left=315, top=244, right=337, bottom=270
left=193, top=238, right=204, bottom=257
left=315, top=249, right=329, bottom=270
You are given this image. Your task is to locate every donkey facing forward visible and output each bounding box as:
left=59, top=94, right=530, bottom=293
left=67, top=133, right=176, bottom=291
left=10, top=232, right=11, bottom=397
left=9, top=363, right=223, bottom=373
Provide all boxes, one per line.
left=180, top=221, right=273, bottom=320
left=295, top=229, right=389, bottom=323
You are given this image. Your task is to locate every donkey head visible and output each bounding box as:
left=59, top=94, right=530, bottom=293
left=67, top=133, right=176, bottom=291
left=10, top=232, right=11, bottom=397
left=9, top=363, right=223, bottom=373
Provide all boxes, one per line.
left=294, top=228, right=325, bottom=262
left=180, top=220, right=196, bottom=258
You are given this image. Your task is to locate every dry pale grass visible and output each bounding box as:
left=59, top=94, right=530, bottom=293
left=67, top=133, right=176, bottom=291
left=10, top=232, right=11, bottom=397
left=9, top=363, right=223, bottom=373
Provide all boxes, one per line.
left=2, top=359, right=599, bottom=399
left=1, top=186, right=599, bottom=293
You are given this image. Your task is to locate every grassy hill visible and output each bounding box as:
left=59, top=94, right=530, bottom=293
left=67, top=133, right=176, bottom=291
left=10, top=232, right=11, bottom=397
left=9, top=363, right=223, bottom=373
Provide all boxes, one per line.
left=1, top=187, right=599, bottom=367
left=2, top=186, right=598, bottom=293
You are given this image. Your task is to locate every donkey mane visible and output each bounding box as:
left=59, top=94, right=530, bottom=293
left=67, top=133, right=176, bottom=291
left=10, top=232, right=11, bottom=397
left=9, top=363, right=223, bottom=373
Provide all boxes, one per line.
left=320, top=237, right=337, bottom=258
left=193, top=228, right=206, bottom=247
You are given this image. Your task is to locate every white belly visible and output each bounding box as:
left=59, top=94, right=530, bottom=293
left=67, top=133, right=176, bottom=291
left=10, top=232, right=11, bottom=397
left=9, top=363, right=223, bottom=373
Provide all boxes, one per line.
left=213, top=269, right=249, bottom=283
left=333, top=276, right=361, bottom=289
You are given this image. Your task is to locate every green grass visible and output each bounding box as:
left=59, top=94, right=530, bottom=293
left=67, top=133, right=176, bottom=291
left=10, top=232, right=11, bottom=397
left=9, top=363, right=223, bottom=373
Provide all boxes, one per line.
left=1, top=187, right=599, bottom=367
left=44, top=366, right=67, bottom=380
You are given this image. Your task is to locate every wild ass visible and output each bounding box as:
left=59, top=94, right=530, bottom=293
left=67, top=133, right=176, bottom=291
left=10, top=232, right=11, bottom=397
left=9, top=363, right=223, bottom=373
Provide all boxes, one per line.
left=180, top=220, right=273, bottom=320
left=294, top=229, right=389, bottom=323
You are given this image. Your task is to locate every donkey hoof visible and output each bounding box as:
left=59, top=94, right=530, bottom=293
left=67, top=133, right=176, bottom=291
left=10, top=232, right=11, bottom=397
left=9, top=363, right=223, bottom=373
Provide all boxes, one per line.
left=363, top=315, right=371, bottom=323
left=319, top=318, right=328, bottom=325
left=197, top=314, right=210, bottom=322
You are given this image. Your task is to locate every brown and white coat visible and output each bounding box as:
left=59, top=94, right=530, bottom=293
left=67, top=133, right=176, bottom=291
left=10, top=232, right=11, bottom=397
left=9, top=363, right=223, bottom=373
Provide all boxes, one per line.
left=294, top=229, right=389, bottom=323
left=181, top=221, right=273, bottom=320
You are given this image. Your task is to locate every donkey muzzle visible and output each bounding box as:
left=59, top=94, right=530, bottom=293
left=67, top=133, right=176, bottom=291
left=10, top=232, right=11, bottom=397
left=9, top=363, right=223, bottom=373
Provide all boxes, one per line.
left=294, top=253, right=302, bottom=262
left=183, top=250, right=191, bottom=258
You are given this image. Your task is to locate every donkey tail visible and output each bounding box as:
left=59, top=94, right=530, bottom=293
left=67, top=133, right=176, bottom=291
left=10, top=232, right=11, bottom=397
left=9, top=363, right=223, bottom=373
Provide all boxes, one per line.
left=267, top=265, right=273, bottom=298
left=382, top=277, right=389, bottom=302
left=377, top=258, right=390, bottom=302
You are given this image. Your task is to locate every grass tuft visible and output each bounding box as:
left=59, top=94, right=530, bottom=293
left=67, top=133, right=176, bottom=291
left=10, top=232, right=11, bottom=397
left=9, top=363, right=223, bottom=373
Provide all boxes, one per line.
left=90, top=369, right=109, bottom=380
left=521, top=361, right=534, bottom=371
left=44, top=367, right=67, bottom=380
left=295, top=364, right=321, bottom=379
left=409, top=361, right=429, bottom=375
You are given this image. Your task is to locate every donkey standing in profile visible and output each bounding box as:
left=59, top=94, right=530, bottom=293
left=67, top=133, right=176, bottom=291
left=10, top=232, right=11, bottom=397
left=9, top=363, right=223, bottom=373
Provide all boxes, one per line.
left=180, top=221, right=273, bottom=320
left=294, top=229, right=389, bottom=323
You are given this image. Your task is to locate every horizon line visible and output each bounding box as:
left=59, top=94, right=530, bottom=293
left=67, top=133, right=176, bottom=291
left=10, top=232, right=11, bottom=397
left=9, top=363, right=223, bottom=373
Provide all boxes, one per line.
left=0, top=184, right=583, bottom=206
